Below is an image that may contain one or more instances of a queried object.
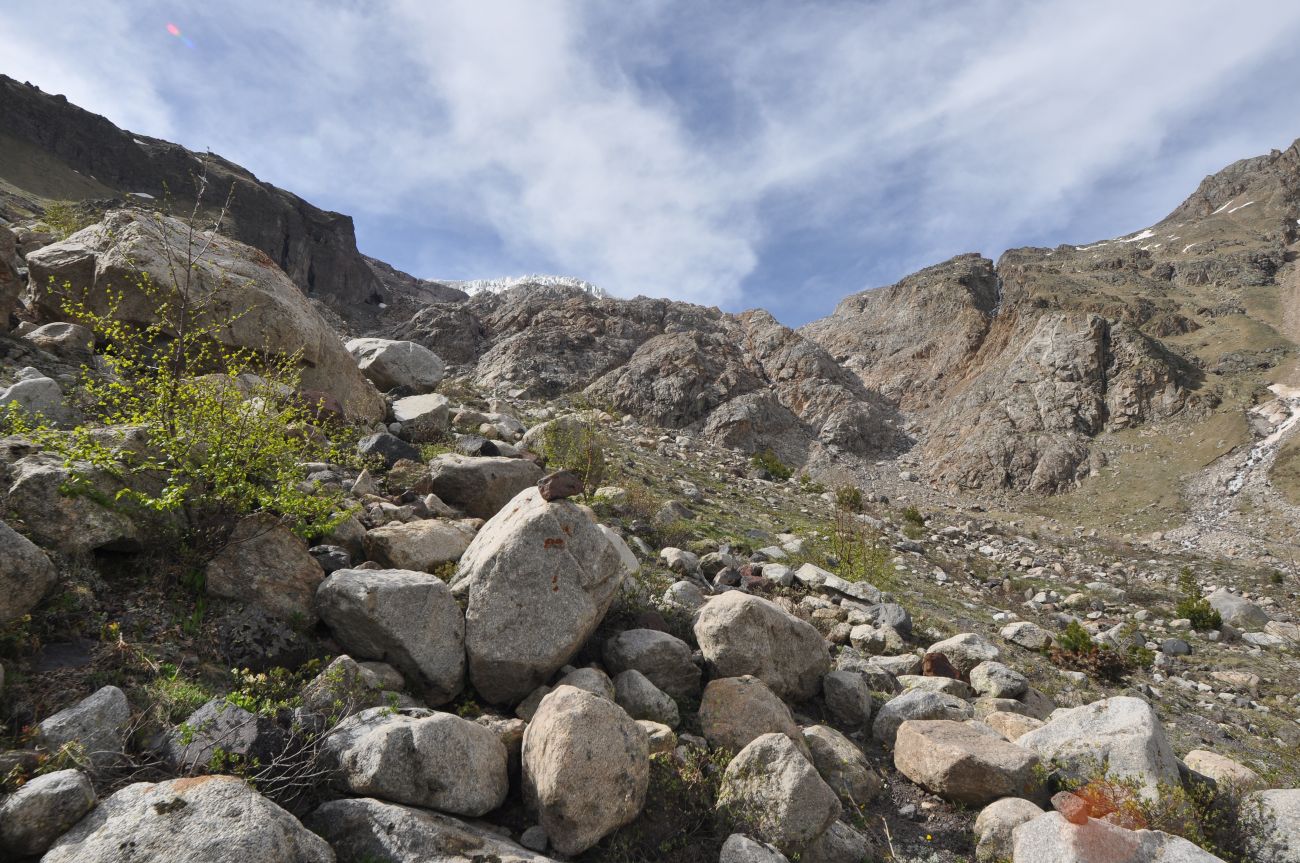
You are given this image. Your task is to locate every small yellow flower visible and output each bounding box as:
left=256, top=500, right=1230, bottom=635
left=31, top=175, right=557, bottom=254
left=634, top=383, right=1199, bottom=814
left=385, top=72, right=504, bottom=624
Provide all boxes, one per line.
left=925, top=834, right=932, bottom=841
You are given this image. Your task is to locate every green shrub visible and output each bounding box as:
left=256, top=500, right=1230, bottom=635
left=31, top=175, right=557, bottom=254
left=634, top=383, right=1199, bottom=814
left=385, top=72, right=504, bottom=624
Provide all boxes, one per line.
left=540, top=416, right=608, bottom=496
left=797, top=473, right=826, bottom=495
left=750, top=448, right=792, bottom=481
left=37, top=200, right=97, bottom=238
left=834, top=484, right=863, bottom=512
left=1051, top=621, right=1133, bottom=682
left=8, top=200, right=354, bottom=544
left=901, top=505, right=925, bottom=526
left=1174, top=568, right=1221, bottom=630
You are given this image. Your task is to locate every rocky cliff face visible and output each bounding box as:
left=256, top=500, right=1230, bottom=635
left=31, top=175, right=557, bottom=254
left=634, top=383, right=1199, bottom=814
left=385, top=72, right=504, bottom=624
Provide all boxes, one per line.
left=0, top=75, right=384, bottom=316
left=801, top=140, right=1300, bottom=493
left=386, top=284, right=905, bottom=465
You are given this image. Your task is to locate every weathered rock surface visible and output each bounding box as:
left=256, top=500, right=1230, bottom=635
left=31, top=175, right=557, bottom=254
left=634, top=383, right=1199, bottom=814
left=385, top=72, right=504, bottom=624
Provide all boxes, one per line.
left=699, top=675, right=803, bottom=753
left=802, top=724, right=883, bottom=806
left=717, top=732, right=841, bottom=855
left=694, top=592, right=830, bottom=702
left=452, top=487, right=635, bottom=704
left=26, top=209, right=384, bottom=421
left=428, top=455, right=544, bottom=520
left=613, top=669, right=679, bottom=727
left=821, top=670, right=875, bottom=730
left=41, top=775, right=333, bottom=863
left=33, top=685, right=130, bottom=769
left=522, top=686, right=649, bottom=855
left=1183, top=750, right=1263, bottom=792
left=308, top=797, right=558, bottom=863
left=391, top=393, right=451, bottom=442
left=975, top=797, right=1043, bottom=863
left=927, top=632, right=1000, bottom=676
left=0, top=518, right=58, bottom=623
left=1012, top=810, right=1226, bottom=862
left=316, top=568, right=465, bottom=704
left=602, top=629, right=701, bottom=701
left=1017, top=697, right=1179, bottom=800
left=893, top=719, right=1041, bottom=805
left=319, top=707, right=508, bottom=816
left=0, top=768, right=95, bottom=858
left=872, top=689, right=973, bottom=745
left=362, top=519, right=477, bottom=573
left=1207, top=589, right=1270, bottom=630
left=720, top=833, right=791, bottom=863
left=166, top=698, right=287, bottom=773
left=205, top=513, right=326, bottom=624
left=5, top=454, right=142, bottom=554
left=345, top=337, right=445, bottom=392
left=1245, top=789, right=1300, bottom=863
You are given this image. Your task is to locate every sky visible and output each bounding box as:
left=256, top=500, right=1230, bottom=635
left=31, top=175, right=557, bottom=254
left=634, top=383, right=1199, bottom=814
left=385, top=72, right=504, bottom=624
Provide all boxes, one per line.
left=4, top=1, right=1300, bottom=326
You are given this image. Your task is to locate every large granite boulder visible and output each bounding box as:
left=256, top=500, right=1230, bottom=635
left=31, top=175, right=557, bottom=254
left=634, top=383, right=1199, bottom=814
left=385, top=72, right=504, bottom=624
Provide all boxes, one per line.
left=428, top=455, right=544, bottom=519
left=1011, top=810, right=1226, bottom=862
left=41, top=775, right=333, bottom=862
left=205, top=513, right=326, bottom=624
left=345, top=337, right=445, bottom=392
left=694, top=592, right=830, bottom=702
left=26, top=209, right=384, bottom=422
left=717, top=732, right=841, bottom=855
left=1017, top=697, right=1179, bottom=801
left=522, top=686, right=649, bottom=855
left=319, top=707, right=508, bottom=816
left=0, top=518, right=58, bottom=623
left=316, top=568, right=465, bottom=704
left=893, top=719, right=1041, bottom=805
left=308, top=797, right=558, bottom=863
left=451, top=487, right=636, bottom=704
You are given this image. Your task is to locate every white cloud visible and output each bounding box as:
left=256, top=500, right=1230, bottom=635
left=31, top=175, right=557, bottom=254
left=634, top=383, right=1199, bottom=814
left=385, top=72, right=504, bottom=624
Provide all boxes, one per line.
left=4, top=0, right=1300, bottom=319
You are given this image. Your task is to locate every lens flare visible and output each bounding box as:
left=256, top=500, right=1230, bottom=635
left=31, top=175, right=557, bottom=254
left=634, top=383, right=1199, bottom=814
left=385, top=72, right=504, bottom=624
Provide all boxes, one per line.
left=165, top=22, right=196, bottom=49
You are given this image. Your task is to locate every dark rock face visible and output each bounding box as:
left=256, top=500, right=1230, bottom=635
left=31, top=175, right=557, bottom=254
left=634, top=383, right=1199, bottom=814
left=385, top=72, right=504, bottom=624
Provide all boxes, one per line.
left=0, top=74, right=381, bottom=314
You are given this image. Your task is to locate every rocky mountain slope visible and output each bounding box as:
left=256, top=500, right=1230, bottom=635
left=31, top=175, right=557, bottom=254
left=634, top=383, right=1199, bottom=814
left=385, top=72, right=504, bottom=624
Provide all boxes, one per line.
left=0, top=75, right=388, bottom=315
left=0, top=81, right=1298, bottom=863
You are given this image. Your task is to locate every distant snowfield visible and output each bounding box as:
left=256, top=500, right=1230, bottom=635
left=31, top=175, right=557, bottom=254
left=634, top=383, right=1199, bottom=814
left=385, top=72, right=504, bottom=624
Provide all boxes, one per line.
left=446, top=274, right=609, bottom=299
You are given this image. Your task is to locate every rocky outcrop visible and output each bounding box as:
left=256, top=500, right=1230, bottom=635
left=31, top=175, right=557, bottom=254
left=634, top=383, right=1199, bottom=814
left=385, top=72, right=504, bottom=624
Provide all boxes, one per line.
left=26, top=208, right=385, bottom=422
left=0, top=74, right=385, bottom=314
left=0, top=768, right=95, bottom=858
left=205, top=513, right=326, bottom=624
left=387, top=287, right=903, bottom=468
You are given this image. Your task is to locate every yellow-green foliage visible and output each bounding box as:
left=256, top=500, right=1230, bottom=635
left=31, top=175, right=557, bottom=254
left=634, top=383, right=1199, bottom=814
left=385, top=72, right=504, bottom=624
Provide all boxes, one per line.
left=541, top=416, right=607, bottom=494
left=750, top=448, right=792, bottom=481
left=7, top=267, right=352, bottom=540
left=36, top=200, right=97, bottom=238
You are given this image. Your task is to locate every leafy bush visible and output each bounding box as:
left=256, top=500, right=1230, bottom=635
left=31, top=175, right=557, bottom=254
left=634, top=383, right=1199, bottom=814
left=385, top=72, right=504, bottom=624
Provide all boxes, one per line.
left=797, top=473, right=826, bottom=495
left=834, top=484, right=863, bottom=512
left=37, top=200, right=97, bottom=238
left=749, top=448, right=792, bottom=481
left=1050, top=621, right=1133, bottom=682
left=901, top=505, right=925, bottom=526
left=9, top=197, right=353, bottom=544
left=1175, top=568, right=1221, bottom=631
left=540, top=416, right=607, bottom=496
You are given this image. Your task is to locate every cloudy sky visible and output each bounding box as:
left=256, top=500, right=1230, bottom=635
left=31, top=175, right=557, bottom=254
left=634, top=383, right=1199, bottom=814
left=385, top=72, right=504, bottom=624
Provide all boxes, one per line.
left=4, top=1, right=1300, bottom=325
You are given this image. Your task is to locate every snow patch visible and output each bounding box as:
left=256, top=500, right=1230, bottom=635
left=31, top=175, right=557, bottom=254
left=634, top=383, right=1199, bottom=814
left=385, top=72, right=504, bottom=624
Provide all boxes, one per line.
left=1120, top=229, right=1155, bottom=244
left=1212, top=200, right=1235, bottom=215
left=1227, top=201, right=1255, bottom=214
left=132, top=138, right=148, bottom=146
left=129, top=192, right=155, bottom=200
left=1182, top=243, right=1199, bottom=254
left=452, top=274, right=609, bottom=299
left=1075, top=242, right=1109, bottom=251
